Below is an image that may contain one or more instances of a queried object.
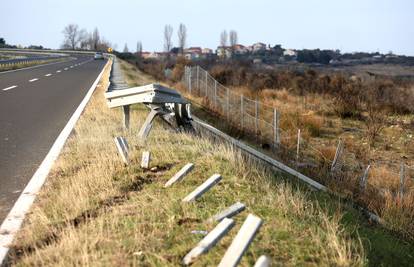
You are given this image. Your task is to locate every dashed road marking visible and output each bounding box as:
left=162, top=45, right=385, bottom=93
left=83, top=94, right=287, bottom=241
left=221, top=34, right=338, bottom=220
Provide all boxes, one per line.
left=45, top=73, right=52, bottom=77
left=57, top=70, right=61, bottom=73
left=29, top=78, right=38, bottom=82
left=2, top=85, right=17, bottom=91
left=64, top=68, right=68, bottom=70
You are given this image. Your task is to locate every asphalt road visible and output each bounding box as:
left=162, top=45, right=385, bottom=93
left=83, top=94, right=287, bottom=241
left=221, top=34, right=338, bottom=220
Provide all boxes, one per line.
left=0, top=55, right=107, bottom=223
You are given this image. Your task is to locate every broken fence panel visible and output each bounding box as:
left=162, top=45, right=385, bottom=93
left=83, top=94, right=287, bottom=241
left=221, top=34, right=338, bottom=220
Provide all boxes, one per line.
left=218, top=214, right=263, bottom=267
left=164, top=163, right=194, bottom=188
left=182, top=174, right=222, bottom=202
left=183, top=218, right=235, bottom=265
left=208, top=202, right=246, bottom=222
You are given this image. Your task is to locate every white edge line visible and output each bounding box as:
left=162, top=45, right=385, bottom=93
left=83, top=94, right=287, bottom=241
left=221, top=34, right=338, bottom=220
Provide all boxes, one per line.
left=2, top=85, right=17, bottom=91
left=0, top=60, right=109, bottom=264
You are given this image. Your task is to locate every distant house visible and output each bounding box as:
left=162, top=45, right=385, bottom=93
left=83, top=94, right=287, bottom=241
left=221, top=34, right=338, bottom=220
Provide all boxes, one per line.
left=252, top=42, right=266, bottom=52
left=185, top=47, right=202, bottom=54
left=283, top=49, right=297, bottom=57
left=233, top=44, right=248, bottom=54
left=202, top=48, right=213, bottom=54
left=216, top=46, right=232, bottom=58
left=140, top=52, right=151, bottom=59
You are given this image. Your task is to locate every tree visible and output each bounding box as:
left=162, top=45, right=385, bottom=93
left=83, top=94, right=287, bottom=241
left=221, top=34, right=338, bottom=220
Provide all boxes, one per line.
left=92, top=27, right=100, bottom=51
left=136, top=41, right=143, bottom=59
left=220, top=30, right=228, bottom=47
left=123, top=43, right=129, bottom=53
left=229, top=30, right=238, bottom=47
left=177, top=23, right=187, bottom=54
left=62, top=24, right=81, bottom=50
left=0, top=38, right=5, bottom=46
left=164, top=24, right=173, bottom=53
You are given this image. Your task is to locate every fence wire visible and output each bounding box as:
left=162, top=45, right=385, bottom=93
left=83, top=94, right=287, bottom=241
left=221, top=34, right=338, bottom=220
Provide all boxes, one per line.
left=182, top=65, right=413, bottom=205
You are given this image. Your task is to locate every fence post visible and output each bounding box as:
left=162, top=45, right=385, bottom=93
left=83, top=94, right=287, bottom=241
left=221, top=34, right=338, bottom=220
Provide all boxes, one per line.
left=189, top=67, right=192, bottom=94
left=240, top=95, right=244, bottom=129
left=214, top=80, right=217, bottom=108
left=205, top=71, right=208, bottom=97
left=331, top=139, right=344, bottom=172
left=197, top=65, right=199, bottom=91
left=273, top=109, right=280, bottom=147
left=400, top=163, right=405, bottom=199
left=359, top=164, right=371, bottom=191
left=296, top=129, right=301, bottom=162
left=255, top=100, right=259, bottom=137
left=226, top=87, right=230, bottom=120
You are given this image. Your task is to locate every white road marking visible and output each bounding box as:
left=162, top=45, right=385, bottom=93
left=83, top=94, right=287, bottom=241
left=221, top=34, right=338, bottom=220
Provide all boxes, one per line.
left=64, top=68, right=68, bottom=70
left=56, top=70, right=61, bottom=73
left=2, top=85, right=17, bottom=91
left=70, top=66, right=73, bottom=68
left=0, top=60, right=109, bottom=264
left=29, top=78, right=38, bottom=82
left=45, top=73, right=52, bottom=77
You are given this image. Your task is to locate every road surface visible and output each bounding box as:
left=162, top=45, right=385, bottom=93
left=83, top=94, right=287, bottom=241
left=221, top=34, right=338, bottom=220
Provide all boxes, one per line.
left=0, top=55, right=107, bottom=223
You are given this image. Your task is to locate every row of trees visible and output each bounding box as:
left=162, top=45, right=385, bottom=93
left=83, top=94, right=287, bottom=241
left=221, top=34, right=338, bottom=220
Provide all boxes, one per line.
left=61, top=24, right=112, bottom=51
left=163, top=23, right=187, bottom=54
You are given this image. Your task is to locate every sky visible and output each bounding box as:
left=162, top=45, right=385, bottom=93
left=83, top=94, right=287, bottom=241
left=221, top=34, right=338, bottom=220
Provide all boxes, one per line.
left=1, top=0, right=414, bottom=55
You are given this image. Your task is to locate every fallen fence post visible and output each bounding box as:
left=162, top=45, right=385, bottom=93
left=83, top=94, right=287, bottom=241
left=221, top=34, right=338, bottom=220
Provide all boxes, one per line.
left=183, top=218, right=235, bottom=265
left=254, top=255, right=271, bottom=267
left=218, top=214, right=263, bottom=267
left=208, top=202, right=246, bottom=222
left=114, top=137, right=129, bottom=165
left=141, top=151, right=151, bottom=169
left=359, top=164, right=371, bottom=191
left=123, top=105, right=130, bottom=129
left=164, top=163, right=194, bottom=187
left=400, top=162, right=405, bottom=198
left=182, top=174, right=222, bottom=202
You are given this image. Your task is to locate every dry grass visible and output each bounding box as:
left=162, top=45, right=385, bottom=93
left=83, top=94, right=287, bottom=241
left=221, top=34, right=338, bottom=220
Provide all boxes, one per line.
left=7, top=60, right=368, bottom=266
left=0, top=58, right=67, bottom=72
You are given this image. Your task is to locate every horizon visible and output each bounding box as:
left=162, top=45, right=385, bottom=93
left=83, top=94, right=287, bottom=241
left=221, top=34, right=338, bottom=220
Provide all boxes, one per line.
left=1, top=0, right=414, bottom=56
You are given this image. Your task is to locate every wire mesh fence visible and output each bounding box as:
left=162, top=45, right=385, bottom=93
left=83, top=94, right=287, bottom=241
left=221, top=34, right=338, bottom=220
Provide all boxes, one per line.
left=181, top=65, right=414, bottom=210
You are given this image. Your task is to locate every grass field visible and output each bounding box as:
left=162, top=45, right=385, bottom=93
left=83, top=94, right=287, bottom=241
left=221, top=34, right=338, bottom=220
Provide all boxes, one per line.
left=8, top=59, right=414, bottom=266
